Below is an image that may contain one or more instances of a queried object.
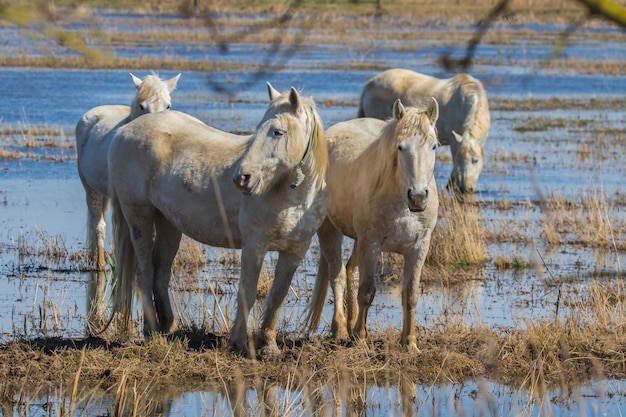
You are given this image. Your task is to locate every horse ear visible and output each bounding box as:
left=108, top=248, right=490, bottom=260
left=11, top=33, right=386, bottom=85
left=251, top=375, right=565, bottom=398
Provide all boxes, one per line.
left=266, top=82, right=281, bottom=101
left=130, top=73, right=142, bottom=89
left=167, top=73, right=181, bottom=92
left=427, top=97, right=439, bottom=125
left=392, top=99, right=405, bottom=121
left=452, top=131, right=464, bottom=144
left=289, top=86, right=302, bottom=113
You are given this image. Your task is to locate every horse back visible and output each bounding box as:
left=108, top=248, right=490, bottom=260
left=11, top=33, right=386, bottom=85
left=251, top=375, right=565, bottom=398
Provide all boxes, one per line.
left=108, top=110, right=249, bottom=247
left=75, top=105, right=130, bottom=149
left=360, top=69, right=442, bottom=119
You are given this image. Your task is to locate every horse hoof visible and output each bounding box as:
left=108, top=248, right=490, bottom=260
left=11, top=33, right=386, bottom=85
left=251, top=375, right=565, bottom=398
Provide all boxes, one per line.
left=407, top=342, right=420, bottom=355
left=259, top=343, right=281, bottom=359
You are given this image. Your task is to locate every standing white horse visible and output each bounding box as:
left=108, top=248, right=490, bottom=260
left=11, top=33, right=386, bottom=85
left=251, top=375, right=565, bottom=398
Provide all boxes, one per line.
left=306, top=99, right=439, bottom=352
left=76, top=72, right=181, bottom=270
left=358, top=68, right=490, bottom=193
left=108, top=83, right=328, bottom=357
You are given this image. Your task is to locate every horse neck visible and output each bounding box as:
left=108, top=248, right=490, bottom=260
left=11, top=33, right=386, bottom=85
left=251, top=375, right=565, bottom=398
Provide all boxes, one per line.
left=455, top=79, right=490, bottom=142
left=358, top=128, right=398, bottom=193
left=128, top=98, right=144, bottom=121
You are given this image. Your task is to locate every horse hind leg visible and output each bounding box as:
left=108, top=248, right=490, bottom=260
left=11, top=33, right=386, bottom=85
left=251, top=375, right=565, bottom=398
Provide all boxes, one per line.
left=345, top=248, right=359, bottom=335
left=352, top=240, right=379, bottom=342
left=85, top=185, right=108, bottom=270
left=152, top=213, right=182, bottom=334
left=318, top=219, right=349, bottom=341
left=123, top=205, right=159, bottom=337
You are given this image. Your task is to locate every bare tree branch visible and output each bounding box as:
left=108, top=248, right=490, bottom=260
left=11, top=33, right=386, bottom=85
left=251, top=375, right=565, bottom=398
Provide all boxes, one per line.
left=440, top=0, right=626, bottom=73
left=198, top=0, right=306, bottom=96
left=576, top=0, right=626, bottom=28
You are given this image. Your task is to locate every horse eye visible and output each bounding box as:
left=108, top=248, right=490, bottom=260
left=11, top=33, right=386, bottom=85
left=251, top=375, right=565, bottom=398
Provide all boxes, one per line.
left=166, top=104, right=171, bottom=110
left=139, top=103, right=146, bottom=111
left=398, top=143, right=406, bottom=152
left=431, top=143, right=437, bottom=151
left=472, top=158, right=479, bottom=164
left=274, top=128, right=285, bottom=137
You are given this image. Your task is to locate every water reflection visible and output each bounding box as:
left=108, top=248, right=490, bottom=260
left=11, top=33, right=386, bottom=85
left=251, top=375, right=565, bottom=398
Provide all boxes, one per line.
left=5, top=377, right=624, bottom=416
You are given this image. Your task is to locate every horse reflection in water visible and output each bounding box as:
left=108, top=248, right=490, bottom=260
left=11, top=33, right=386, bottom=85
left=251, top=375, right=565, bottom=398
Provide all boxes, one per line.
left=359, top=68, right=490, bottom=194
left=307, top=99, right=440, bottom=352
left=108, top=83, right=328, bottom=357
left=75, top=72, right=181, bottom=333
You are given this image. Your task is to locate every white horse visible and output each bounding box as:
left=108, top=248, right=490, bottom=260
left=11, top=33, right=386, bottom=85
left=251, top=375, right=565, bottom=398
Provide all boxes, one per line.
left=76, top=72, right=181, bottom=270
left=358, top=68, right=490, bottom=193
left=306, top=99, right=439, bottom=352
left=108, top=83, right=328, bottom=357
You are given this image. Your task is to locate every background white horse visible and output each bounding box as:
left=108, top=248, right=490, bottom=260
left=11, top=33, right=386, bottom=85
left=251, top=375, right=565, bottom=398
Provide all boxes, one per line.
left=76, top=72, right=181, bottom=270
left=358, top=68, right=490, bottom=193
left=75, top=72, right=180, bottom=333
left=108, top=83, right=328, bottom=357
left=307, top=99, right=439, bottom=353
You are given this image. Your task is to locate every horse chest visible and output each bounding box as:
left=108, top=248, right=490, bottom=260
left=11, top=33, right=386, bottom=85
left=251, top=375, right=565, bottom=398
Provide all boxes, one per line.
left=240, top=187, right=327, bottom=248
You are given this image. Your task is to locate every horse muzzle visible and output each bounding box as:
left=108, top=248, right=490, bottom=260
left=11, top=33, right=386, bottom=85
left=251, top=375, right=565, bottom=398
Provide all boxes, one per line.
left=233, top=173, right=257, bottom=196
left=407, top=188, right=428, bottom=212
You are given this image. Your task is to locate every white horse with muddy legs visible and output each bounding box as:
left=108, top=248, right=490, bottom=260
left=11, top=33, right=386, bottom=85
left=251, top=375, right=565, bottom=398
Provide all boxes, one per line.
left=306, top=99, right=439, bottom=352
left=76, top=72, right=181, bottom=271
left=358, top=68, right=490, bottom=194
left=108, top=83, right=328, bottom=357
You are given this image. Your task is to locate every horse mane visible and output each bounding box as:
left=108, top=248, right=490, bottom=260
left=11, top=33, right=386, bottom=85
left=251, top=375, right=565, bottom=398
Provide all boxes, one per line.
left=135, top=73, right=169, bottom=105
left=305, top=99, right=328, bottom=184
left=371, top=107, right=437, bottom=190
left=275, top=94, right=328, bottom=186
left=452, top=74, right=490, bottom=143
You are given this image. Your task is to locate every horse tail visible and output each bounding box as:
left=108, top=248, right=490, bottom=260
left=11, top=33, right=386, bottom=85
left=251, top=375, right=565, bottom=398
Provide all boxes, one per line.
left=110, top=190, right=134, bottom=333
left=305, top=256, right=330, bottom=334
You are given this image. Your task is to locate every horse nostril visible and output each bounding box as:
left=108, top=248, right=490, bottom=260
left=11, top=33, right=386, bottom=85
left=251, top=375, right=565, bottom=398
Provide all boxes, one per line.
left=235, top=174, right=250, bottom=187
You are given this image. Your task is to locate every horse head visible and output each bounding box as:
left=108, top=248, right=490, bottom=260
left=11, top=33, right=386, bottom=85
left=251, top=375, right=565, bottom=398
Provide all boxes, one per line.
left=448, top=131, right=483, bottom=193
left=129, top=72, right=181, bottom=119
left=233, top=82, right=325, bottom=196
left=392, top=98, right=439, bottom=212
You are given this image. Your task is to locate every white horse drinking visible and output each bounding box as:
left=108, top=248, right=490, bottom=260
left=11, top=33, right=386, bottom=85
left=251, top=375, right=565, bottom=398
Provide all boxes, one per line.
left=358, top=68, right=490, bottom=193
left=76, top=72, right=181, bottom=270
left=108, top=83, right=328, bottom=357
left=307, top=99, right=439, bottom=352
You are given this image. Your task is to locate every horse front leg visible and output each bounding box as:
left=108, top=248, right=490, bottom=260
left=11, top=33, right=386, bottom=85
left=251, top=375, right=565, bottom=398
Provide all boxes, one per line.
left=400, top=234, right=431, bottom=353
left=260, top=246, right=308, bottom=356
left=230, top=241, right=266, bottom=357
left=352, top=240, right=380, bottom=342
left=152, top=214, right=182, bottom=334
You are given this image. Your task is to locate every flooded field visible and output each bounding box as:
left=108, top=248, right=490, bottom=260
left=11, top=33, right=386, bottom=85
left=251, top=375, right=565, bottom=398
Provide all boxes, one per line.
left=1, top=5, right=626, bottom=416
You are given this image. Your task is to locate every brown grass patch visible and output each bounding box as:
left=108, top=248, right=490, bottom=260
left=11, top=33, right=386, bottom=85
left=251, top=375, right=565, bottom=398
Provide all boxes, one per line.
left=540, top=190, right=626, bottom=250
left=428, top=191, right=488, bottom=268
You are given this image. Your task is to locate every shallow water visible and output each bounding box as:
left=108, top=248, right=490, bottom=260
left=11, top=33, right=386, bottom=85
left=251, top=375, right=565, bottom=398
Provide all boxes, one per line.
left=1, top=9, right=626, bottom=416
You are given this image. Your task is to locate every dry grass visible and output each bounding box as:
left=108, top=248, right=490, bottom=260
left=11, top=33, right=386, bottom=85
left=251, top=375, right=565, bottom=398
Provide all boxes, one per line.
left=428, top=191, right=489, bottom=268
left=540, top=190, right=626, bottom=250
